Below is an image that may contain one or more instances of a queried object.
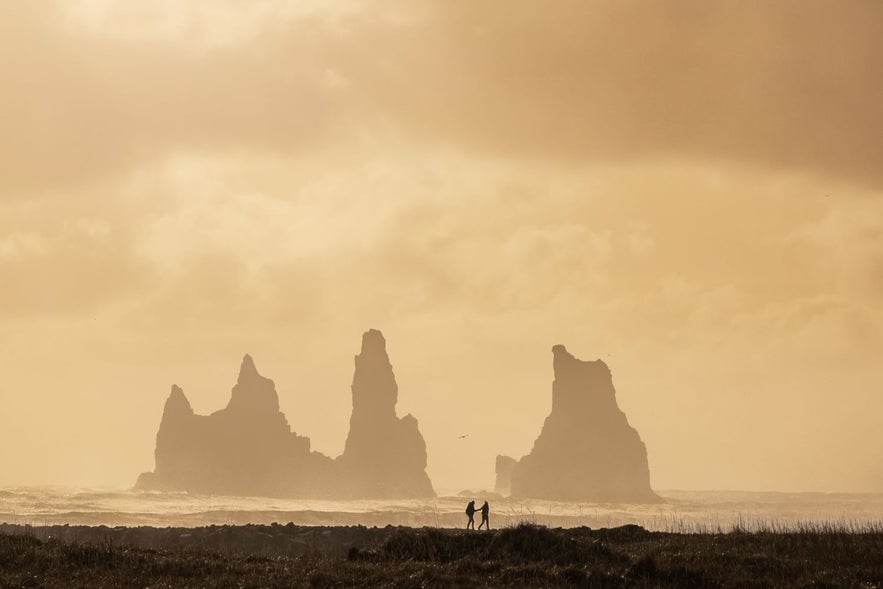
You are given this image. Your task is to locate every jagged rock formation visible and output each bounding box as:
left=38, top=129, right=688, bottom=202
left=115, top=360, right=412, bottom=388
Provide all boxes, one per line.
left=136, top=331, right=434, bottom=499
left=135, top=355, right=332, bottom=497
left=336, top=330, right=435, bottom=498
left=496, top=345, right=658, bottom=503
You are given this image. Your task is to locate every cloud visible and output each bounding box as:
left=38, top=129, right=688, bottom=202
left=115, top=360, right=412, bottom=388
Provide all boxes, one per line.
left=0, top=195, right=155, bottom=317
left=0, top=2, right=365, bottom=195
left=414, top=1, right=883, bottom=186
left=2, top=1, right=881, bottom=198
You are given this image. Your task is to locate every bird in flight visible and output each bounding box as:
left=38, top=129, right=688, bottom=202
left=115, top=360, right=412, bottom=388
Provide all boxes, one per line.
left=458, top=434, right=469, bottom=439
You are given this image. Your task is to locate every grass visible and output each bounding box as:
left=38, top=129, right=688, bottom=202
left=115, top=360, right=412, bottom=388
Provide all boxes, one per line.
left=1, top=522, right=882, bottom=587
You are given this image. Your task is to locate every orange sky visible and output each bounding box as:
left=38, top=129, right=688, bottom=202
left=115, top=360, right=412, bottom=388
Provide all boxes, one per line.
left=1, top=1, right=881, bottom=493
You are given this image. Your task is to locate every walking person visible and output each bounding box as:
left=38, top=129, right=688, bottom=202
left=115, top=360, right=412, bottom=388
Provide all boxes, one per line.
left=477, top=500, right=490, bottom=530
left=465, top=500, right=477, bottom=530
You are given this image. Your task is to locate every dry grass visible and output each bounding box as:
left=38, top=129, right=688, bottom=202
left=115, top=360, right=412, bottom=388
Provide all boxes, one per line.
left=2, top=522, right=882, bottom=588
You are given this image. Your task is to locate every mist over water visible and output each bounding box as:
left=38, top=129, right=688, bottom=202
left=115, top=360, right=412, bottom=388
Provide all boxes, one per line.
left=3, top=487, right=882, bottom=532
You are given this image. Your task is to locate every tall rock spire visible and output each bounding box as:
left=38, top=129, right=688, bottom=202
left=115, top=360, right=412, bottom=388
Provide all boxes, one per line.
left=350, top=329, right=398, bottom=418
left=496, top=345, right=658, bottom=503
left=337, top=329, right=435, bottom=498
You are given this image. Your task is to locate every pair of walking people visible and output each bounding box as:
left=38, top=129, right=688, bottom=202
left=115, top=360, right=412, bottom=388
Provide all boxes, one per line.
left=465, top=500, right=490, bottom=530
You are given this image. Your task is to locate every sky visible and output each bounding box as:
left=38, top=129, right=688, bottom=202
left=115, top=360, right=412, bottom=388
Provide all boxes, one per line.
left=1, top=0, right=882, bottom=493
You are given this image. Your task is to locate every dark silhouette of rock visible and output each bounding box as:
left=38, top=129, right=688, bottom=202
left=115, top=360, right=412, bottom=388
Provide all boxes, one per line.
left=136, top=331, right=434, bottom=499
left=497, top=345, right=658, bottom=503
left=136, top=355, right=332, bottom=497
left=335, top=329, right=435, bottom=498
left=494, top=455, right=517, bottom=496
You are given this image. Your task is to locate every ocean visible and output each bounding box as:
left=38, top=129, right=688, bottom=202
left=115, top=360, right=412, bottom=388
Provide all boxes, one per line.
left=2, top=487, right=882, bottom=531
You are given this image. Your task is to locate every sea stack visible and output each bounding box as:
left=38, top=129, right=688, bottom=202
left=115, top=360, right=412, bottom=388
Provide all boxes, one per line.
left=136, top=331, right=434, bottom=499
left=336, top=329, right=435, bottom=498
left=496, top=345, right=658, bottom=503
left=135, top=355, right=332, bottom=497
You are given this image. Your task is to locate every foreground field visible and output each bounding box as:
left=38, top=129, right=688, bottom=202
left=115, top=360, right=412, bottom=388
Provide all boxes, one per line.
left=1, top=522, right=882, bottom=588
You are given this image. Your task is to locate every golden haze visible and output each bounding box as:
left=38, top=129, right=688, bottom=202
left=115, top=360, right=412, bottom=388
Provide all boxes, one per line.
left=0, top=1, right=881, bottom=493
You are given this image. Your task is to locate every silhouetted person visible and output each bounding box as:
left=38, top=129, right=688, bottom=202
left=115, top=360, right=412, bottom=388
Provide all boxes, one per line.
left=465, top=500, right=477, bottom=530
left=477, top=500, right=490, bottom=530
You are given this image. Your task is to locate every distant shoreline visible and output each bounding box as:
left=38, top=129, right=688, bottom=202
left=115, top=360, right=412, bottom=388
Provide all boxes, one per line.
left=3, top=487, right=883, bottom=531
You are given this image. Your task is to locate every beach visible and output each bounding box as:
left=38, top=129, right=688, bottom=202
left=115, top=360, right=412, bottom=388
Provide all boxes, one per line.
left=2, top=488, right=883, bottom=587
left=3, top=521, right=883, bottom=588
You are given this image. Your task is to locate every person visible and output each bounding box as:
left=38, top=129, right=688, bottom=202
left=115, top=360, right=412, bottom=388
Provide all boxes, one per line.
left=477, top=500, right=490, bottom=530
left=465, top=500, right=477, bottom=530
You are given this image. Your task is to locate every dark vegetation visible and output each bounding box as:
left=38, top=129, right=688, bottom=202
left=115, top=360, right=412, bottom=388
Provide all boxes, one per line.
left=2, top=522, right=882, bottom=588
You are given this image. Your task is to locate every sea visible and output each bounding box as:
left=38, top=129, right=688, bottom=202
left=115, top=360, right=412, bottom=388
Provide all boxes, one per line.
left=2, top=488, right=882, bottom=532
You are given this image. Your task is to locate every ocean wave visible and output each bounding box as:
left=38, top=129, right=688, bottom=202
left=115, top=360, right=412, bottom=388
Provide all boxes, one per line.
left=2, top=487, right=883, bottom=530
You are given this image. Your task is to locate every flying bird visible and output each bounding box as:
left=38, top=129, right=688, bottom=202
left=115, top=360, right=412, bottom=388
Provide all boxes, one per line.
left=458, top=435, right=469, bottom=439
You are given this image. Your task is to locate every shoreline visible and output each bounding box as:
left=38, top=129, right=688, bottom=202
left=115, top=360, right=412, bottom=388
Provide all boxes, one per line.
left=4, top=487, right=883, bottom=532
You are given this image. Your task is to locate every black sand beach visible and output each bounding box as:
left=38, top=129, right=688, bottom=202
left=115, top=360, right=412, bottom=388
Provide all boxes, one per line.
left=2, top=522, right=882, bottom=588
